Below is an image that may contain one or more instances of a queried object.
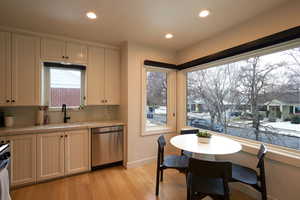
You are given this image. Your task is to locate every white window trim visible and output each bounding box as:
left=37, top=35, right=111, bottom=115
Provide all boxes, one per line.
left=179, top=38, right=300, bottom=168
left=141, top=66, right=177, bottom=136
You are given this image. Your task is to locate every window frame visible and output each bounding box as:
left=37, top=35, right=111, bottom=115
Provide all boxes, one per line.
left=141, top=66, right=176, bottom=136
left=180, top=38, right=300, bottom=155
left=42, top=66, right=86, bottom=110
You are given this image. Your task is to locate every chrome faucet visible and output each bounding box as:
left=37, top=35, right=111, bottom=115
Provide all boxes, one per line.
left=62, top=104, right=70, bottom=123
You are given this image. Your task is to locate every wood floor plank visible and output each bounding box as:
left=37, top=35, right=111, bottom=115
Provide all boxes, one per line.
left=11, top=162, right=255, bottom=200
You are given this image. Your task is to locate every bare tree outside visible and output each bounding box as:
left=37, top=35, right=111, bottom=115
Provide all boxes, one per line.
left=187, top=46, right=300, bottom=150
left=146, top=71, right=167, bottom=128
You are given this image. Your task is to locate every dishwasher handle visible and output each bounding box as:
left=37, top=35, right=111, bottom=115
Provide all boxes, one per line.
left=92, top=130, right=123, bottom=134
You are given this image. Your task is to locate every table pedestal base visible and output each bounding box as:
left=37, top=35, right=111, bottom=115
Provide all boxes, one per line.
left=192, top=153, right=216, bottom=161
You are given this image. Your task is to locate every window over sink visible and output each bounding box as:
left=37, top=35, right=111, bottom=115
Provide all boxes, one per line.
left=42, top=62, right=86, bottom=108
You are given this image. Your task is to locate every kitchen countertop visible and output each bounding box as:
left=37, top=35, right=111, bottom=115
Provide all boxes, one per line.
left=0, top=121, right=125, bottom=136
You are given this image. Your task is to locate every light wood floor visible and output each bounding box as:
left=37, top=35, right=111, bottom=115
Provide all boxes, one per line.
left=11, top=162, right=254, bottom=200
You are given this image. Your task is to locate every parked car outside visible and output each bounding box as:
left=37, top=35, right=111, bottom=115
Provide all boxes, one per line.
left=190, top=118, right=224, bottom=133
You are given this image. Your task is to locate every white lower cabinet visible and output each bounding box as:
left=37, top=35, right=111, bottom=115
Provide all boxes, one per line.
left=37, top=132, right=65, bottom=181
left=37, top=129, right=90, bottom=182
left=8, top=134, right=36, bottom=186
left=64, top=130, right=89, bottom=175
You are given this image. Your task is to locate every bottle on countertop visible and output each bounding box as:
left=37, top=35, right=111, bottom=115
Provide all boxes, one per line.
left=44, top=106, right=49, bottom=125
left=36, top=107, right=44, bottom=126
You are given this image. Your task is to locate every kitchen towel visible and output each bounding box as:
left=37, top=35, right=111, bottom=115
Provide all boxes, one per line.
left=0, top=166, right=11, bottom=200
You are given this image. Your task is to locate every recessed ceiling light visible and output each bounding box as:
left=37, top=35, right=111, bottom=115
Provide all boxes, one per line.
left=165, top=33, right=173, bottom=39
left=199, top=10, right=210, bottom=18
left=86, top=12, right=97, bottom=19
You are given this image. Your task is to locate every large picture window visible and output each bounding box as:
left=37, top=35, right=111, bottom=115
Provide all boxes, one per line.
left=142, top=66, right=176, bottom=135
left=186, top=42, right=300, bottom=150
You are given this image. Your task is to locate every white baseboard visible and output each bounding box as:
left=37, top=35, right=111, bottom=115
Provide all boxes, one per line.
left=230, top=183, right=278, bottom=200
left=126, top=156, right=157, bottom=168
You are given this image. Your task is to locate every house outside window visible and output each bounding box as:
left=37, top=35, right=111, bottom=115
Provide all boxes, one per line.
left=186, top=42, right=300, bottom=151
left=43, top=63, right=86, bottom=109
left=141, top=66, right=176, bottom=135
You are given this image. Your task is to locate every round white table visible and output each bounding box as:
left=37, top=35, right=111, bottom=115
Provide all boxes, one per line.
left=170, top=134, right=242, bottom=161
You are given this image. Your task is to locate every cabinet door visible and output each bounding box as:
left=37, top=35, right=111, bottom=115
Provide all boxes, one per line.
left=66, top=42, right=88, bottom=64
left=8, top=135, right=36, bottom=186
left=37, top=132, right=65, bottom=181
left=104, top=49, right=120, bottom=105
left=41, top=38, right=66, bottom=61
left=86, top=46, right=105, bottom=105
left=11, top=33, right=40, bottom=106
left=0, top=32, right=11, bottom=105
left=64, top=129, right=89, bottom=175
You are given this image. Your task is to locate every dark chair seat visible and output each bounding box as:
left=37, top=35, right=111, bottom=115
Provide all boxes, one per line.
left=189, top=174, right=225, bottom=196
left=164, top=155, right=189, bottom=169
left=232, top=163, right=258, bottom=185
left=183, top=150, right=193, bottom=158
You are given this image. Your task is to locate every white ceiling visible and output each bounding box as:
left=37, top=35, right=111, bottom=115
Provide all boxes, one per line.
left=0, top=0, right=289, bottom=50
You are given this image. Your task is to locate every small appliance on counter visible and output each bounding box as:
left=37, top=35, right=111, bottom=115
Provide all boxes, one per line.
left=0, top=112, right=4, bottom=128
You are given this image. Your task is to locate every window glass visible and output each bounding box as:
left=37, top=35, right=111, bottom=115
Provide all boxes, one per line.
left=49, top=68, right=82, bottom=107
left=187, top=46, right=300, bottom=150
left=146, top=71, right=167, bottom=129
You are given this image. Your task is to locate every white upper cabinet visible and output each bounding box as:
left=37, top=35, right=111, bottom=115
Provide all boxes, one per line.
left=41, top=38, right=88, bottom=64
left=87, top=46, right=105, bottom=105
left=86, top=47, right=120, bottom=105
left=0, top=31, right=11, bottom=106
left=66, top=42, right=88, bottom=64
left=41, top=38, right=65, bottom=61
left=11, top=33, right=40, bottom=106
left=105, top=49, right=120, bottom=105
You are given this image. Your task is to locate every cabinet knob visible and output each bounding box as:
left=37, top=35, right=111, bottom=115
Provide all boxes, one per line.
left=62, top=56, right=65, bottom=59
left=65, top=135, right=68, bottom=137
left=12, top=100, right=15, bottom=103
left=6, top=100, right=10, bottom=103
left=6, top=140, right=10, bottom=143
left=65, top=56, right=69, bottom=59
left=60, top=135, right=63, bottom=138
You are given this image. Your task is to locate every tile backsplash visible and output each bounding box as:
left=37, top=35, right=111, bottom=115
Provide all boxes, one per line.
left=0, top=106, right=120, bottom=127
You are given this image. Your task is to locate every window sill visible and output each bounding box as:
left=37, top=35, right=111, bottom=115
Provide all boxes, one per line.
left=142, top=127, right=176, bottom=136
left=181, top=127, right=300, bottom=168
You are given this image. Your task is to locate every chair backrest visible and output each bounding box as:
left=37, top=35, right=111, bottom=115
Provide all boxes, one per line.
left=256, top=144, right=267, bottom=169
left=157, top=135, right=166, bottom=165
left=180, top=129, right=199, bottom=135
left=188, top=158, right=232, bottom=179
left=188, top=158, right=232, bottom=199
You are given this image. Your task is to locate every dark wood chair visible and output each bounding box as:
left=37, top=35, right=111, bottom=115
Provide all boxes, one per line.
left=180, top=129, right=199, bottom=157
left=230, top=144, right=268, bottom=200
left=155, top=135, right=189, bottom=195
left=187, top=158, right=232, bottom=200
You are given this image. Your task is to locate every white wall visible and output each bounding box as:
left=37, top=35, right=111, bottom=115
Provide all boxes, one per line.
left=177, top=0, right=300, bottom=64
left=120, top=42, right=177, bottom=166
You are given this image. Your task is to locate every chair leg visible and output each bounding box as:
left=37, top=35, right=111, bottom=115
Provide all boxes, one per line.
left=155, top=168, right=160, bottom=195
left=261, top=185, right=267, bottom=200
left=260, top=177, right=267, bottom=200
left=160, top=169, right=164, bottom=182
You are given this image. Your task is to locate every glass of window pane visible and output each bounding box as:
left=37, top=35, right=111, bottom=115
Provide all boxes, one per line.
left=146, top=71, right=167, bottom=129
left=50, top=68, right=82, bottom=107
left=186, top=46, right=300, bottom=151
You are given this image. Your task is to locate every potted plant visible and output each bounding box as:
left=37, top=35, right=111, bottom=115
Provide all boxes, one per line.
left=196, top=131, right=212, bottom=143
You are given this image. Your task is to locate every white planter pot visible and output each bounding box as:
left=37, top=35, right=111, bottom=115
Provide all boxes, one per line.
left=197, top=137, right=211, bottom=144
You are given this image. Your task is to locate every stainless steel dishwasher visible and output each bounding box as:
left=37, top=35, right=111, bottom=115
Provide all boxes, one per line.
left=91, top=126, right=123, bottom=168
